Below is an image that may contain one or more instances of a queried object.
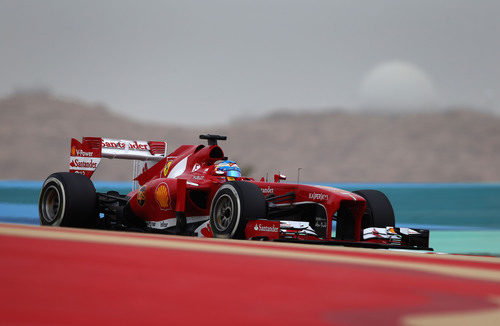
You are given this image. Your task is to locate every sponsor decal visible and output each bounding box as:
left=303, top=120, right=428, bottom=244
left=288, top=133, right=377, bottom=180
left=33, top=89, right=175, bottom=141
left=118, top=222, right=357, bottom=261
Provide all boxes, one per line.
left=160, top=220, right=170, bottom=228
left=315, top=220, right=327, bottom=229
left=192, top=163, right=201, bottom=172
left=155, top=183, right=171, bottom=210
left=260, top=186, right=274, bottom=194
left=192, top=175, right=204, bottom=181
left=253, top=223, right=279, bottom=233
left=146, top=218, right=175, bottom=229
left=72, top=149, right=94, bottom=157
left=308, top=192, right=329, bottom=201
left=137, top=186, right=146, bottom=206
left=69, top=158, right=99, bottom=170
left=162, top=161, right=172, bottom=177
left=71, top=146, right=76, bottom=156
left=101, top=139, right=149, bottom=151
left=201, top=224, right=213, bottom=237
left=102, top=140, right=126, bottom=149
left=194, top=221, right=213, bottom=237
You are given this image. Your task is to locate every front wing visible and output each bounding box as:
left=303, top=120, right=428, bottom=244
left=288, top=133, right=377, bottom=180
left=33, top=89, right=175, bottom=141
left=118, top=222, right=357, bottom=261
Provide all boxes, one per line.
left=243, top=220, right=432, bottom=251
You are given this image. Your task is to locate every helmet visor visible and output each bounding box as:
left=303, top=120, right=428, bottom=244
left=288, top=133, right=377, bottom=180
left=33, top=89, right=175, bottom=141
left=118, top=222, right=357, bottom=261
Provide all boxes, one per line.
left=227, top=170, right=241, bottom=178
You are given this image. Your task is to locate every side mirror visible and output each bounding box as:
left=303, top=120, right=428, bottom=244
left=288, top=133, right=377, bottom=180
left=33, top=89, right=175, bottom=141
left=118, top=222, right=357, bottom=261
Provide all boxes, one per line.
left=274, top=174, right=286, bottom=183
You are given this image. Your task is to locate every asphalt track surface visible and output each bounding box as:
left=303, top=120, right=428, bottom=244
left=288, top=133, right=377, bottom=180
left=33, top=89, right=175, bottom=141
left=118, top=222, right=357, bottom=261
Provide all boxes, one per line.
left=1, top=223, right=499, bottom=325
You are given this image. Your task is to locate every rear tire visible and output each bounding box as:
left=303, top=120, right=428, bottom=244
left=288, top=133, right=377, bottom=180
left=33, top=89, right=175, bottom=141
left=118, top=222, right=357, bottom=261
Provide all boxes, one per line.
left=353, top=189, right=395, bottom=228
left=210, top=181, right=267, bottom=239
left=39, top=172, right=97, bottom=227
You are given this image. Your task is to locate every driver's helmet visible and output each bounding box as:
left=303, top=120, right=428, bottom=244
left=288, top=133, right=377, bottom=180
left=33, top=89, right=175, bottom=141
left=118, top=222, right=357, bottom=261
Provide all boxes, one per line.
left=215, top=160, right=241, bottom=178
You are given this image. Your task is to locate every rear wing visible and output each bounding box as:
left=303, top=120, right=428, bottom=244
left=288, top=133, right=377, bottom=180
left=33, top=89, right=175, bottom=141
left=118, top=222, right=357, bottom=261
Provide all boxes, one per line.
left=69, top=137, right=167, bottom=189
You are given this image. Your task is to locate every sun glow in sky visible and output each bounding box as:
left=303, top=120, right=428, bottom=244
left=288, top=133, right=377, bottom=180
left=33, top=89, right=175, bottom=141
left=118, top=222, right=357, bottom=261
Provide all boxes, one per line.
left=359, top=61, right=437, bottom=112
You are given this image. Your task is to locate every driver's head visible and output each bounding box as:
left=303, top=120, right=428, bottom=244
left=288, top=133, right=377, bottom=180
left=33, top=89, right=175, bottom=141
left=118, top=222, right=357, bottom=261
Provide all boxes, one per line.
left=215, top=160, right=241, bottom=178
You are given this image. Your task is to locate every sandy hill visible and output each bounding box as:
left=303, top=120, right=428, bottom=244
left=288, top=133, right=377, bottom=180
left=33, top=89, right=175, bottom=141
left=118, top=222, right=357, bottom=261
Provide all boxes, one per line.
left=1, top=92, right=499, bottom=182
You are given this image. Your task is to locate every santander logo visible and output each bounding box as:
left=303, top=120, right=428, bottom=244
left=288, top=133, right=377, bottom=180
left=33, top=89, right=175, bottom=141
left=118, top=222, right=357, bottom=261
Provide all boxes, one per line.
left=70, top=158, right=99, bottom=169
left=253, top=223, right=279, bottom=233
left=101, top=139, right=149, bottom=151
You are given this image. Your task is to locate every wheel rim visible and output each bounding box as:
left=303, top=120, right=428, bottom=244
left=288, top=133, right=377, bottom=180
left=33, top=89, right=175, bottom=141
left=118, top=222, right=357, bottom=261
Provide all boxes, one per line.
left=213, top=194, right=234, bottom=232
left=41, top=185, right=61, bottom=223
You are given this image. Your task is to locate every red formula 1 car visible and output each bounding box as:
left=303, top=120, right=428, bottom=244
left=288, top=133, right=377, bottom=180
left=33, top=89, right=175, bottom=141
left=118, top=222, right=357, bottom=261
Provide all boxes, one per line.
left=39, top=134, right=431, bottom=250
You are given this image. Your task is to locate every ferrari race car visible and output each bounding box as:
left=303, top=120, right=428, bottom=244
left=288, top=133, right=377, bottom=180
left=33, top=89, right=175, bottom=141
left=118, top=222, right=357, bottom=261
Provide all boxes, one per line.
left=39, top=134, right=431, bottom=250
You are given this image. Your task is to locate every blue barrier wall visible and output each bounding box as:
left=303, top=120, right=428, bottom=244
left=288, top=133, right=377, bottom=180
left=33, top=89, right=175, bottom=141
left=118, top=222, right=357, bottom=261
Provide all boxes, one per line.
left=1, top=181, right=499, bottom=229
left=1, top=181, right=499, bottom=255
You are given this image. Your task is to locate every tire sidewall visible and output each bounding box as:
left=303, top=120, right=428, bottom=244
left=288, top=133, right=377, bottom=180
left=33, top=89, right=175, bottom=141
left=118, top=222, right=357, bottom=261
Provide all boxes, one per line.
left=39, top=177, right=66, bottom=226
left=210, top=183, right=242, bottom=238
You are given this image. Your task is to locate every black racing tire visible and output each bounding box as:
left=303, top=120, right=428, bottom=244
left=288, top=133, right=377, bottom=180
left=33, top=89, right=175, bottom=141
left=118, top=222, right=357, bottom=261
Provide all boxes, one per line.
left=210, top=181, right=267, bottom=239
left=39, top=172, right=97, bottom=227
left=353, top=189, right=395, bottom=228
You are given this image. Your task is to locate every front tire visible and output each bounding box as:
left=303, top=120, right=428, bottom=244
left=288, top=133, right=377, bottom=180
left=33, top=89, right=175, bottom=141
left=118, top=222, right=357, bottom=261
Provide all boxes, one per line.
left=39, top=172, right=97, bottom=227
left=210, top=181, right=267, bottom=239
left=353, top=189, right=395, bottom=228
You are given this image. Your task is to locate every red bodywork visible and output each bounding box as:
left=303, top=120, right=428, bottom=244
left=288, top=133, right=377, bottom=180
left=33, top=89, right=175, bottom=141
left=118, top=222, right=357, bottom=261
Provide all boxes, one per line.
left=63, top=135, right=430, bottom=249
left=124, top=142, right=367, bottom=241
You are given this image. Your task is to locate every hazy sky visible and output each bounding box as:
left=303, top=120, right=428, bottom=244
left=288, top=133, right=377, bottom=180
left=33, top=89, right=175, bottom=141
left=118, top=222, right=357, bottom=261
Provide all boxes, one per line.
left=1, top=0, right=499, bottom=125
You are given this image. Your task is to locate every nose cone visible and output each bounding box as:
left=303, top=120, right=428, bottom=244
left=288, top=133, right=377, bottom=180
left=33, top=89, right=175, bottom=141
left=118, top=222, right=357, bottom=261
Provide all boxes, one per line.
left=313, top=185, right=365, bottom=202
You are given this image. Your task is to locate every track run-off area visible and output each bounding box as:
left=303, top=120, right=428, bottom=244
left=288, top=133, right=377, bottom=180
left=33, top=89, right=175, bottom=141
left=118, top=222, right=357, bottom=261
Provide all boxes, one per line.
left=1, top=223, right=500, bottom=325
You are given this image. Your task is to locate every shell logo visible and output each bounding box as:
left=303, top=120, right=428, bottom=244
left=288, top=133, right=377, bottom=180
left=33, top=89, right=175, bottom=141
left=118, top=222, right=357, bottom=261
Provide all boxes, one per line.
left=155, top=183, right=171, bottom=210
left=71, top=146, right=76, bottom=156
